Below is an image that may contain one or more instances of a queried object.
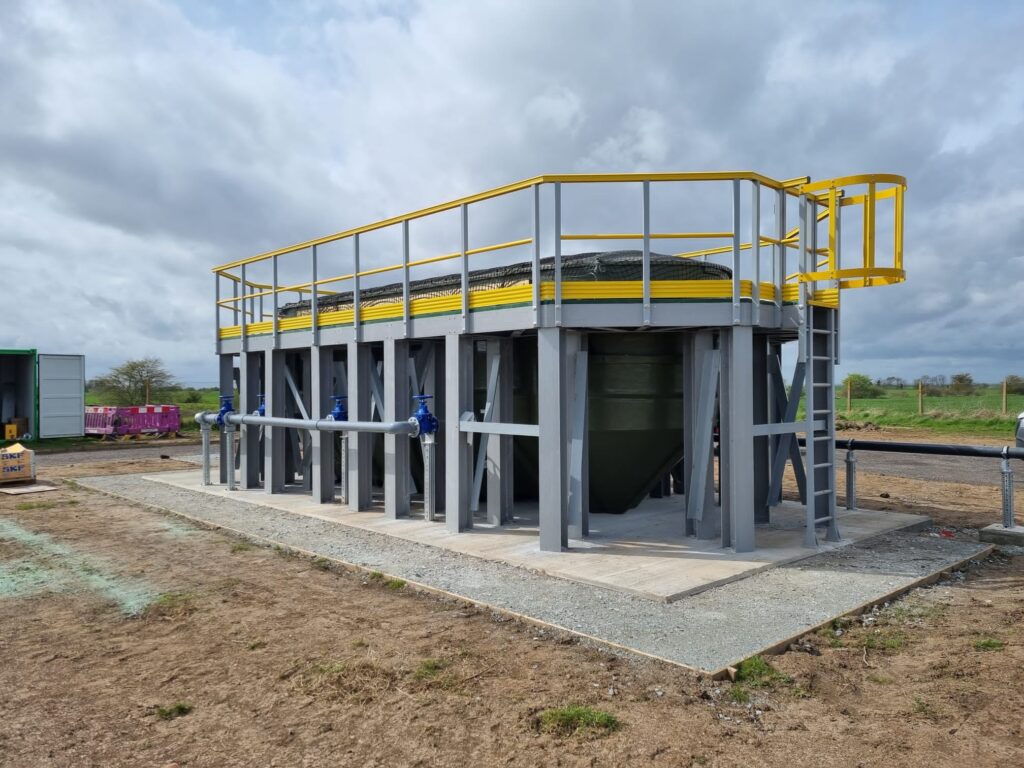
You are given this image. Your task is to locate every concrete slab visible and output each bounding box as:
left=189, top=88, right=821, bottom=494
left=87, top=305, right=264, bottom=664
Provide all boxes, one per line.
left=979, top=524, right=1024, bottom=546
left=77, top=472, right=993, bottom=676
left=146, top=469, right=930, bottom=601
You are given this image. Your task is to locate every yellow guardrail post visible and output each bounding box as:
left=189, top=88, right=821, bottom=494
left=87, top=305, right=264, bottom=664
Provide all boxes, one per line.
left=353, top=234, right=361, bottom=341
left=642, top=180, right=651, bottom=325
left=532, top=184, right=541, bottom=327
left=751, top=179, right=761, bottom=325
left=402, top=221, right=410, bottom=337
left=554, top=182, right=563, bottom=326
left=731, top=179, right=742, bottom=324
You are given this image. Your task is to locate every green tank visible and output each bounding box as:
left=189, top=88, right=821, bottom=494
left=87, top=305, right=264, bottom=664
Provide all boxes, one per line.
left=508, top=332, right=684, bottom=513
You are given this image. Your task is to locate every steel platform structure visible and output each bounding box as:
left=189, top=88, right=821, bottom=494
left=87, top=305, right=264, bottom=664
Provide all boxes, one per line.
left=209, top=172, right=907, bottom=554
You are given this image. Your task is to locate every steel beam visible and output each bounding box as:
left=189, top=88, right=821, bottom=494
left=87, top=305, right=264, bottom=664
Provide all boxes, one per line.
left=566, top=335, right=589, bottom=539
left=239, top=351, right=262, bottom=489
left=685, top=332, right=720, bottom=538
left=346, top=342, right=373, bottom=509
left=722, top=326, right=755, bottom=553
left=311, top=346, right=335, bottom=503
left=218, top=354, right=234, bottom=484
left=537, top=327, right=568, bottom=551
left=444, top=334, right=473, bottom=532
left=264, top=349, right=286, bottom=493
left=384, top=338, right=410, bottom=518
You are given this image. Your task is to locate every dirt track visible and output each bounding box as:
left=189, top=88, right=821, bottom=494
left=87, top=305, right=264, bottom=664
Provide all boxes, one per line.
left=0, top=456, right=1022, bottom=766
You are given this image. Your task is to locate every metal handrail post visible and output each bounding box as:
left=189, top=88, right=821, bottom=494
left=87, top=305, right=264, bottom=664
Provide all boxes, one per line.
left=845, top=446, right=857, bottom=510
left=1002, top=447, right=1015, bottom=529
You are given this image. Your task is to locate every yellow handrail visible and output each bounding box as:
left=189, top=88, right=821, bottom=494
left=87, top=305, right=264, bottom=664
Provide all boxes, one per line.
left=213, top=172, right=907, bottom=331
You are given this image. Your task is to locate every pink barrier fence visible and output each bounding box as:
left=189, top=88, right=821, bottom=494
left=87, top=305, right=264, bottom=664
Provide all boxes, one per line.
left=85, top=405, right=182, bottom=437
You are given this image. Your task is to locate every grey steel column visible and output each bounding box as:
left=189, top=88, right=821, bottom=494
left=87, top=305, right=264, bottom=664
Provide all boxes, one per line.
left=685, top=331, right=719, bottom=539
left=485, top=339, right=514, bottom=525
left=566, top=331, right=589, bottom=539
left=239, top=351, right=261, bottom=489
left=264, top=349, right=285, bottom=493
left=311, top=346, right=335, bottom=504
left=723, top=326, right=756, bottom=552
left=346, top=342, right=373, bottom=510
left=427, top=340, right=446, bottom=511
left=537, top=327, right=568, bottom=552
left=218, top=354, right=234, bottom=484
left=752, top=334, right=770, bottom=524
left=384, top=338, right=410, bottom=518
left=444, top=334, right=472, bottom=532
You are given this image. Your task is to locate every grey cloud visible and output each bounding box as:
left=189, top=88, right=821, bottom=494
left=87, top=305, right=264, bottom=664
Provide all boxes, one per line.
left=1, top=0, right=1022, bottom=384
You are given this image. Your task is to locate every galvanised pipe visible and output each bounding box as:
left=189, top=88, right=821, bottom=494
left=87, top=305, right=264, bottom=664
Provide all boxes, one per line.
left=195, top=410, right=419, bottom=437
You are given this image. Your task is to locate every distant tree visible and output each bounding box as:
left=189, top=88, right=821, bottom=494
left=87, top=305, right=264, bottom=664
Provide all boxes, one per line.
left=950, top=372, right=975, bottom=396
left=882, top=376, right=905, bottom=389
left=1006, top=375, right=1024, bottom=395
left=916, top=375, right=948, bottom=397
left=91, top=358, right=179, bottom=405
left=842, top=373, right=884, bottom=399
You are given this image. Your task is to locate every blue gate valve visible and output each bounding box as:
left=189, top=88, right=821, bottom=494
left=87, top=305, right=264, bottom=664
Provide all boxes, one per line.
left=256, top=394, right=266, bottom=417
left=217, top=395, right=234, bottom=426
left=330, top=395, right=348, bottom=422
left=411, top=395, right=438, bottom=436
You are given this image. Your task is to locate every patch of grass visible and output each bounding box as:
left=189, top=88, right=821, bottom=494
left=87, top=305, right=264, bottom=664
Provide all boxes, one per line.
left=229, top=540, right=253, bottom=553
left=247, top=639, right=267, bottom=650
left=727, top=684, right=750, bottom=704
left=156, top=702, right=193, bottom=720
left=14, top=500, right=77, bottom=511
left=911, top=696, right=935, bottom=718
left=867, top=674, right=895, bottom=685
left=818, top=625, right=844, bottom=648
left=272, top=544, right=298, bottom=558
left=311, top=557, right=331, bottom=571
left=882, top=600, right=945, bottom=625
left=862, top=629, right=905, bottom=651
left=974, top=637, right=1004, bottom=651
left=368, top=571, right=385, bottom=581
left=734, top=655, right=791, bottom=688
left=351, top=639, right=368, bottom=649
left=143, top=591, right=197, bottom=619
left=537, top=705, right=620, bottom=737
left=383, top=578, right=406, bottom=591
left=413, top=658, right=447, bottom=680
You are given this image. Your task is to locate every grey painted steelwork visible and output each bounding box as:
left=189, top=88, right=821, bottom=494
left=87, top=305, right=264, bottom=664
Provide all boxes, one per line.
left=208, top=181, right=855, bottom=558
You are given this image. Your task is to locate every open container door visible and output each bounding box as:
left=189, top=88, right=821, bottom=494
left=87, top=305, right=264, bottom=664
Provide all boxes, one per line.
left=38, top=354, right=85, bottom=438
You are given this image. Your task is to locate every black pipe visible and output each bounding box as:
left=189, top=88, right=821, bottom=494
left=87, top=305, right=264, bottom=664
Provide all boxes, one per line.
left=798, top=437, right=1024, bottom=461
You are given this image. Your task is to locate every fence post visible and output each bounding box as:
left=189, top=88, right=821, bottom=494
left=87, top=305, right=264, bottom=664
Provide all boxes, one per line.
left=918, top=380, right=924, bottom=415
left=846, top=379, right=852, bottom=416
left=1002, top=378, right=1008, bottom=415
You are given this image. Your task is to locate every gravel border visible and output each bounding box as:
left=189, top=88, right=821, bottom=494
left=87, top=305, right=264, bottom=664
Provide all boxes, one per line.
left=77, top=473, right=992, bottom=673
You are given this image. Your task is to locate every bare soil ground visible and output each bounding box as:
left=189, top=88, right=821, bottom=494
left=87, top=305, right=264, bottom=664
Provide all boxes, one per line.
left=0, top=457, right=1021, bottom=766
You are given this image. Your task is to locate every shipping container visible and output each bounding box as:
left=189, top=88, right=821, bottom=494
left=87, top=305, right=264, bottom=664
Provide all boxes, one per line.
left=0, top=349, right=85, bottom=440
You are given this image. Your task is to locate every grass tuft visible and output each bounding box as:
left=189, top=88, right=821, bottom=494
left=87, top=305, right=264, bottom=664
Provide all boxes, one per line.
left=734, top=655, right=791, bottom=687
left=537, top=704, right=620, bottom=737
left=156, top=702, right=193, bottom=720
left=14, top=500, right=77, bottom=511
left=230, top=541, right=253, bottom=553
left=311, top=557, right=332, bottom=571
left=413, top=658, right=447, bottom=680
left=974, top=637, right=1004, bottom=651
left=727, top=684, right=750, bottom=704
left=383, top=578, right=406, bottom=590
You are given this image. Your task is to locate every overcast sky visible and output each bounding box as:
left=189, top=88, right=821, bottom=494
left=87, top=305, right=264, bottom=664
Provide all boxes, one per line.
left=2, top=0, right=1022, bottom=385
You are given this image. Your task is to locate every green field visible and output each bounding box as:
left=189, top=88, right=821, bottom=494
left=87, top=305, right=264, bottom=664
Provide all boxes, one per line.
left=826, top=385, right=1024, bottom=439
